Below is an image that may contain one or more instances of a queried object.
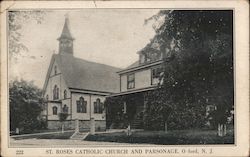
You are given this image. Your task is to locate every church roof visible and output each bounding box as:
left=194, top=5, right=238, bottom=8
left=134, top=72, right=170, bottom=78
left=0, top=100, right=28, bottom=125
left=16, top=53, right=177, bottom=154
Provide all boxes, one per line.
left=47, top=54, right=121, bottom=93
left=58, top=17, right=74, bottom=40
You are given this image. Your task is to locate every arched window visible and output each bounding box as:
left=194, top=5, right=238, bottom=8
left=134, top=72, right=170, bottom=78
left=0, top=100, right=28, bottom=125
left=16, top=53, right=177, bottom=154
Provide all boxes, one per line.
left=76, top=97, right=87, bottom=113
left=53, top=85, right=57, bottom=100
left=53, top=85, right=59, bottom=100
left=54, top=66, right=57, bottom=75
left=52, top=106, right=57, bottom=115
left=56, top=87, right=59, bottom=99
left=64, top=90, right=67, bottom=99
left=46, top=94, right=49, bottom=101
left=62, top=104, right=68, bottom=113
left=94, top=98, right=103, bottom=114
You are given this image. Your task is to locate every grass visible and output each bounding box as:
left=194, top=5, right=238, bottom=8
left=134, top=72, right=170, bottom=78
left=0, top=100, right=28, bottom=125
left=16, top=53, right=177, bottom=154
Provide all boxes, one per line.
left=85, top=129, right=234, bottom=145
left=12, top=131, right=74, bottom=140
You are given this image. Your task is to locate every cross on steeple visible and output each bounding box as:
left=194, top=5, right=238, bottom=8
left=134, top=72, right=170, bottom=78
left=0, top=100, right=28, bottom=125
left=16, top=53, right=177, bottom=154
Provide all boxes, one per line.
left=58, top=15, right=74, bottom=55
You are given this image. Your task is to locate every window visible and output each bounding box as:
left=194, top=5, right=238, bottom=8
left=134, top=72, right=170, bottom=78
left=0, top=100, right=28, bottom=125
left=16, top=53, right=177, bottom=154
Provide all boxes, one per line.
left=53, top=85, right=57, bottom=100
left=64, top=90, right=67, bottom=99
left=66, top=41, right=72, bottom=47
left=151, top=67, right=163, bottom=85
left=52, top=106, right=57, bottom=115
left=76, top=97, right=87, bottom=113
left=145, top=53, right=151, bottom=62
left=127, top=74, right=135, bottom=89
left=54, top=66, right=57, bottom=75
left=139, top=54, right=145, bottom=64
left=53, top=85, right=59, bottom=100
left=56, top=88, right=59, bottom=99
left=94, top=98, right=104, bottom=114
left=46, top=94, right=49, bottom=101
left=62, top=104, right=68, bottom=113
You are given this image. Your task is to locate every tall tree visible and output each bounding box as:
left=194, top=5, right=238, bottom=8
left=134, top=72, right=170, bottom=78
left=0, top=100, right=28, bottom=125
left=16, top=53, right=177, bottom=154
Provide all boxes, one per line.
left=144, top=10, right=233, bottom=132
left=9, top=79, right=44, bottom=133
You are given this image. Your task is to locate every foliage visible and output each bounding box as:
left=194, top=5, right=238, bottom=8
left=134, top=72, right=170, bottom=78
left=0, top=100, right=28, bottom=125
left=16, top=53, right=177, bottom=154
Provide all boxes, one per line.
left=144, top=10, right=233, bottom=130
left=58, top=113, right=69, bottom=122
left=9, top=79, right=45, bottom=133
left=105, top=94, right=139, bottom=129
left=105, top=96, right=125, bottom=129
left=8, top=10, right=45, bottom=59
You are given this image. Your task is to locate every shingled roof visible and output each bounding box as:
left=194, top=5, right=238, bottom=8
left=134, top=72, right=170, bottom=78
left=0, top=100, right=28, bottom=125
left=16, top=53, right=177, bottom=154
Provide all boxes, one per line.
left=125, top=61, right=139, bottom=69
left=46, top=54, right=121, bottom=93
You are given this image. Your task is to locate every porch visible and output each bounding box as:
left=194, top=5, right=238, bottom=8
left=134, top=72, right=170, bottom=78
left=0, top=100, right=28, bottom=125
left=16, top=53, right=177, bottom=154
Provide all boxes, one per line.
left=106, top=87, right=156, bottom=129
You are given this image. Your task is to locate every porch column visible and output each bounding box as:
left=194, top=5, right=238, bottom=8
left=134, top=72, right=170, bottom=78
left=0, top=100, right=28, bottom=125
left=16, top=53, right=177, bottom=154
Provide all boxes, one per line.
left=90, top=118, right=95, bottom=135
left=123, top=102, right=127, bottom=114
left=143, top=92, right=147, bottom=111
left=75, top=119, right=79, bottom=133
left=143, top=92, right=147, bottom=121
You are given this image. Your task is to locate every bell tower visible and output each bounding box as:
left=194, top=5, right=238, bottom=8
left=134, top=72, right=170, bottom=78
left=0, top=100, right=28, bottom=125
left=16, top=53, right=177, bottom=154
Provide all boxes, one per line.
left=58, top=16, right=74, bottom=55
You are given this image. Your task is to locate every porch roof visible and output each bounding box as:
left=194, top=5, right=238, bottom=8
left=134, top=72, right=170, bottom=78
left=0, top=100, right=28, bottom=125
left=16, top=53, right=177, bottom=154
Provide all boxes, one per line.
left=107, top=86, right=157, bottom=97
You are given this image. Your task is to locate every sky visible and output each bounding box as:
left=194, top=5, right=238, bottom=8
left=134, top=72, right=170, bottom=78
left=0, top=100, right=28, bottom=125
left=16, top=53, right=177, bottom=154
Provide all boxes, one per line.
left=9, top=9, right=160, bottom=88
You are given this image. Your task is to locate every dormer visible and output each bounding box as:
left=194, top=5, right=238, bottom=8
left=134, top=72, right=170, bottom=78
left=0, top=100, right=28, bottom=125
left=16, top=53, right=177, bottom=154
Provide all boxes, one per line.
left=138, top=48, right=163, bottom=65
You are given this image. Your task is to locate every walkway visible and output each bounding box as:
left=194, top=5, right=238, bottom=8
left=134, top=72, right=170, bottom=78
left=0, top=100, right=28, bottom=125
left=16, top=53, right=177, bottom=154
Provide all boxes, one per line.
left=10, top=138, right=132, bottom=147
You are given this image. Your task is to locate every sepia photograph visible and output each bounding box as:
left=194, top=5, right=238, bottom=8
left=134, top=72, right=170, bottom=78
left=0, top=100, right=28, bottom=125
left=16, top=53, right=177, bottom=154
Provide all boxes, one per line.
left=8, top=8, right=234, bottom=146
left=1, top=1, right=249, bottom=157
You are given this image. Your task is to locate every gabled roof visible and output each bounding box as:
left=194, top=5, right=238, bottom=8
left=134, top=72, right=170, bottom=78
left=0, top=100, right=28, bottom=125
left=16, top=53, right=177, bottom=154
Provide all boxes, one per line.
left=126, top=61, right=139, bottom=69
left=115, top=60, right=139, bottom=74
left=58, top=17, right=74, bottom=40
left=43, top=54, right=121, bottom=94
left=117, top=59, right=163, bottom=74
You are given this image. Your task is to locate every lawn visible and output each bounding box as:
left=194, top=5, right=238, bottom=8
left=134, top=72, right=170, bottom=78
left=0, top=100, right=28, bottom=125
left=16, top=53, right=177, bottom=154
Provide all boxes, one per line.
left=12, top=131, right=74, bottom=140
left=85, top=129, right=234, bottom=145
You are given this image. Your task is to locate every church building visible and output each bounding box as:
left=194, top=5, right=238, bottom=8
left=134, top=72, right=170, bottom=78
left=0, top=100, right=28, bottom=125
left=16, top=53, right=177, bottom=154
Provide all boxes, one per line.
left=42, top=17, right=168, bottom=131
left=42, top=17, right=121, bottom=130
left=42, top=16, right=225, bottom=131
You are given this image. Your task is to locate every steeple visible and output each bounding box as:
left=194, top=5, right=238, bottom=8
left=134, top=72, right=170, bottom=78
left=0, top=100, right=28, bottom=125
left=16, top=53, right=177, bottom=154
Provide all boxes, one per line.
left=58, top=16, right=74, bottom=55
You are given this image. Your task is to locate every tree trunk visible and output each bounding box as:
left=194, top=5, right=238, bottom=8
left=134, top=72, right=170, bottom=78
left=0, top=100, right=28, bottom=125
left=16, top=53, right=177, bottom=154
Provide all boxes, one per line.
left=223, top=124, right=227, bottom=136
left=218, top=123, right=222, bottom=136
left=164, top=121, right=168, bottom=133
left=218, top=123, right=227, bottom=137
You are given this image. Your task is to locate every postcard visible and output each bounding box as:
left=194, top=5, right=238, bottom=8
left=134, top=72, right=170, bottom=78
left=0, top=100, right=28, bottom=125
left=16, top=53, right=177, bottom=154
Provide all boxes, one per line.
left=1, top=0, right=249, bottom=156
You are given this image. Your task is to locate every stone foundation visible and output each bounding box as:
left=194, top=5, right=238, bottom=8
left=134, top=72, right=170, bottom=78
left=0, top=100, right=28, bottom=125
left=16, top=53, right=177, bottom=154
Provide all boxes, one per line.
left=47, top=120, right=106, bottom=131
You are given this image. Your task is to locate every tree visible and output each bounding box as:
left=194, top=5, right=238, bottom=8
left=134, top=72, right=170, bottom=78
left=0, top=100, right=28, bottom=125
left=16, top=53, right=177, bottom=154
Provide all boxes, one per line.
left=8, top=10, right=45, bottom=59
left=9, top=79, right=44, bottom=133
left=143, top=10, right=233, bottom=133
